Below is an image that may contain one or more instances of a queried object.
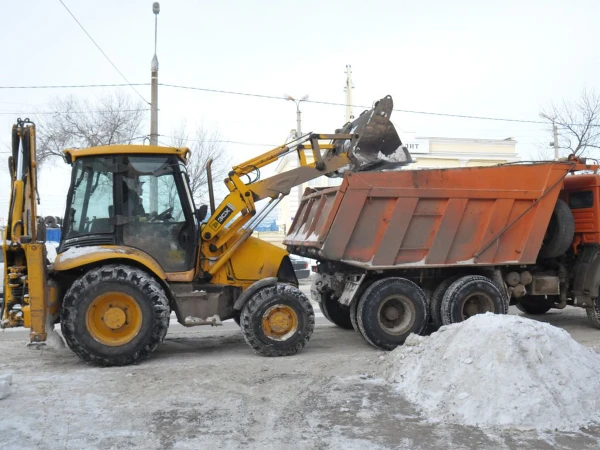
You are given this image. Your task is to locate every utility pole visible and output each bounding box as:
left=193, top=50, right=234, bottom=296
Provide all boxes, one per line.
left=149, top=2, right=160, bottom=213
left=344, top=65, right=354, bottom=123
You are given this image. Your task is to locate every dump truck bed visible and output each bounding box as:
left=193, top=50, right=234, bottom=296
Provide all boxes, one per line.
left=284, top=162, right=575, bottom=269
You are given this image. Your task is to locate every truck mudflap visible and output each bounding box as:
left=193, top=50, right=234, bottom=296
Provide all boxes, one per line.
left=572, top=244, right=600, bottom=308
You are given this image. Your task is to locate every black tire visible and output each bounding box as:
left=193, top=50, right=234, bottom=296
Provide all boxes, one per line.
left=516, top=295, right=555, bottom=315
left=586, top=300, right=600, bottom=329
left=429, top=275, right=462, bottom=329
left=61, top=265, right=170, bottom=367
left=356, top=277, right=429, bottom=350
left=441, top=275, right=507, bottom=325
left=318, top=293, right=353, bottom=329
left=538, top=199, right=575, bottom=260
left=240, top=284, right=314, bottom=356
left=349, top=294, right=361, bottom=334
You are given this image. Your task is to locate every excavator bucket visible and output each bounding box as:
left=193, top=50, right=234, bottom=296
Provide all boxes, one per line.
left=331, top=95, right=412, bottom=172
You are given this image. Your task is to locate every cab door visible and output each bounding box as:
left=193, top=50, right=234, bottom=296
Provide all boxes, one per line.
left=118, top=155, right=197, bottom=272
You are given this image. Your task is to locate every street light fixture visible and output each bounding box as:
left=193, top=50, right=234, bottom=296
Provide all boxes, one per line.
left=285, top=94, right=309, bottom=139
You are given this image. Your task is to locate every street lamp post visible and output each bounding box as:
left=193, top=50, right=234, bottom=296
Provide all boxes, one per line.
left=285, top=94, right=309, bottom=219
left=286, top=94, right=308, bottom=139
left=149, top=2, right=160, bottom=213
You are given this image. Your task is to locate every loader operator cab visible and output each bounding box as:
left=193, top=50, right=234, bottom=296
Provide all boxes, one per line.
left=60, top=153, right=199, bottom=273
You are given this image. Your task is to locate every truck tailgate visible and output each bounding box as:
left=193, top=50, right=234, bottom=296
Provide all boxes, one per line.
left=284, top=163, right=573, bottom=269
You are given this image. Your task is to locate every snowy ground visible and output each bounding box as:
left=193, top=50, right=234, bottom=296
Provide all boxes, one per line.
left=1, top=279, right=600, bottom=450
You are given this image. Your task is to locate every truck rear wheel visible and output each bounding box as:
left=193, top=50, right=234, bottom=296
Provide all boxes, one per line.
left=429, top=275, right=462, bottom=329
left=350, top=295, right=361, bottom=334
left=441, top=275, right=507, bottom=325
left=240, top=284, right=314, bottom=356
left=516, top=295, right=555, bottom=315
left=586, top=299, right=600, bottom=329
left=318, top=293, right=353, bottom=329
left=61, top=265, right=170, bottom=367
left=356, top=277, right=428, bottom=350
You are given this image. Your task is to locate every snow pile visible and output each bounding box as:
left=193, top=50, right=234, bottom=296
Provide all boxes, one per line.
left=383, top=313, right=600, bottom=431
left=0, top=374, right=13, bottom=400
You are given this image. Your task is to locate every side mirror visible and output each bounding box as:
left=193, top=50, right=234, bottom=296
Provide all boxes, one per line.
left=195, top=204, right=208, bottom=222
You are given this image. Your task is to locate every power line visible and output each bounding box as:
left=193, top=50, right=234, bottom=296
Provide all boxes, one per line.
left=57, top=0, right=149, bottom=105
left=159, top=83, right=547, bottom=125
left=0, top=81, right=551, bottom=125
left=162, top=135, right=278, bottom=147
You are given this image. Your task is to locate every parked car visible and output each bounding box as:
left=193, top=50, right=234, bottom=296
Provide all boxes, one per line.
left=289, top=254, right=311, bottom=280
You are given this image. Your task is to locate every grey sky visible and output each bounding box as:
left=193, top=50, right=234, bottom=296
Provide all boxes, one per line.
left=1, top=0, right=599, bottom=219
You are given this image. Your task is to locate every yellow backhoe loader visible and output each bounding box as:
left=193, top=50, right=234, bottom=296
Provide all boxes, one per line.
left=1, top=96, right=410, bottom=366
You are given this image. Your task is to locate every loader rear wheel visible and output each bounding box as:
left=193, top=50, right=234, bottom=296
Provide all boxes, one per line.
left=516, top=295, right=555, bottom=315
left=429, top=275, right=462, bottom=329
left=240, top=284, right=314, bottom=356
left=441, top=275, right=506, bottom=325
left=357, top=277, right=428, bottom=350
left=61, top=265, right=170, bottom=367
left=318, top=293, right=353, bottom=329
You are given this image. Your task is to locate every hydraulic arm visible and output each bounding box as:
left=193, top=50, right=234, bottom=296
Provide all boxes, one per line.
left=201, top=95, right=411, bottom=278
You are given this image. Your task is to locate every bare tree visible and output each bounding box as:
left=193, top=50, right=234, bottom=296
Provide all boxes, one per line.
left=36, top=91, right=146, bottom=165
left=168, top=123, right=231, bottom=205
left=540, top=88, right=600, bottom=158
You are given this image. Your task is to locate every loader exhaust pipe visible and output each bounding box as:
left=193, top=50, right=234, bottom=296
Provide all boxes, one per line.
left=206, top=158, right=216, bottom=214
left=330, top=95, right=412, bottom=173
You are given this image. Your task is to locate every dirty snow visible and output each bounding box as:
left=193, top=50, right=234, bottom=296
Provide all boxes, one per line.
left=0, top=373, right=12, bottom=400
left=3, top=300, right=600, bottom=448
left=44, top=315, right=66, bottom=349
left=383, top=313, right=600, bottom=431
left=56, top=245, right=127, bottom=263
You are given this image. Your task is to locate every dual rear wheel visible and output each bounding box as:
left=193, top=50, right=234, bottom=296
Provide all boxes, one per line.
left=321, top=274, right=507, bottom=351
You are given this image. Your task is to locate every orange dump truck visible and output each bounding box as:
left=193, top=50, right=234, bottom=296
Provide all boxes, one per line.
left=284, top=159, right=600, bottom=349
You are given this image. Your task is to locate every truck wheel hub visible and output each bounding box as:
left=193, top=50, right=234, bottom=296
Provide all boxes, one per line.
left=378, top=296, right=415, bottom=336
left=384, top=307, right=400, bottom=321
left=262, top=305, right=298, bottom=340
left=462, top=293, right=494, bottom=319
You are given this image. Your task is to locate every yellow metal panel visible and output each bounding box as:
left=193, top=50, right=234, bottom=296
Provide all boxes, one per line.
left=24, top=243, right=48, bottom=343
left=228, top=236, right=287, bottom=281
left=53, top=245, right=167, bottom=280
left=64, top=145, right=190, bottom=163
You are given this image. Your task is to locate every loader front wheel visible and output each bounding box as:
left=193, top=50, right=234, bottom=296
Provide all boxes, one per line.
left=61, top=265, right=170, bottom=366
left=240, top=284, right=314, bottom=356
left=357, top=277, right=429, bottom=350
